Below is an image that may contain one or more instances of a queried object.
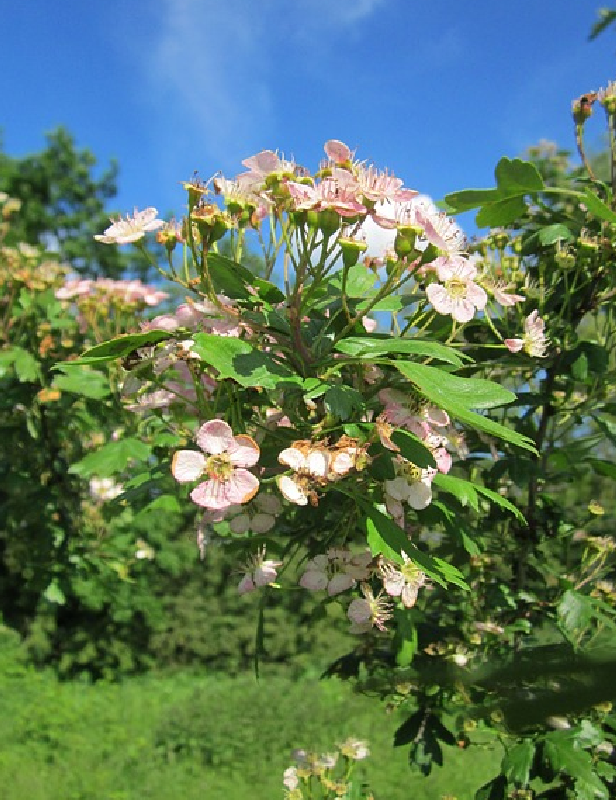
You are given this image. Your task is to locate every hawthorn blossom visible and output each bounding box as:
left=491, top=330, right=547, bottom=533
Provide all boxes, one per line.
left=379, top=552, right=426, bottom=608
left=94, top=207, right=163, bottom=245
left=238, top=546, right=282, bottom=594
left=285, top=175, right=366, bottom=218
left=426, top=254, right=488, bottom=323
left=172, top=419, right=260, bottom=510
left=339, top=739, right=370, bottom=761
left=347, top=583, right=393, bottom=634
left=385, top=457, right=437, bottom=512
left=300, top=549, right=372, bottom=596
left=504, top=310, right=548, bottom=357
left=227, top=493, right=283, bottom=535
left=491, top=283, right=525, bottom=307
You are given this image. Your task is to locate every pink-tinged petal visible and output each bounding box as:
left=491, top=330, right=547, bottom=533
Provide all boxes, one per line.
left=300, top=569, right=329, bottom=591
left=426, top=283, right=454, bottom=315
left=190, top=479, right=228, bottom=509
left=385, top=476, right=410, bottom=502
left=383, top=572, right=405, bottom=597
left=504, top=338, right=524, bottom=353
left=307, top=449, right=329, bottom=477
left=347, top=598, right=372, bottom=626
left=328, top=573, right=354, bottom=596
left=254, top=561, right=280, bottom=586
left=224, top=469, right=259, bottom=505
left=433, top=447, right=452, bottom=474
left=494, top=288, right=525, bottom=306
left=238, top=573, right=255, bottom=594
left=324, top=139, right=351, bottom=163
left=466, top=282, right=488, bottom=310
left=331, top=451, right=354, bottom=475
left=362, top=316, right=377, bottom=333
left=428, top=408, right=450, bottom=427
left=250, top=513, right=275, bottom=534
left=172, top=450, right=206, bottom=483
left=407, top=480, right=433, bottom=510
left=451, top=298, right=475, bottom=323
left=255, top=493, right=282, bottom=515
left=401, top=583, right=420, bottom=608
left=242, top=150, right=279, bottom=174
left=229, top=513, right=251, bottom=534
left=196, top=419, right=235, bottom=454
left=277, top=475, right=308, bottom=506
left=228, top=434, right=260, bottom=468
left=278, top=447, right=306, bottom=471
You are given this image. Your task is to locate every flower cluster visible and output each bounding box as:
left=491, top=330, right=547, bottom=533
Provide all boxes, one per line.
left=55, top=278, right=169, bottom=307
left=283, top=738, right=372, bottom=800
left=90, top=137, right=546, bottom=641
left=277, top=437, right=368, bottom=506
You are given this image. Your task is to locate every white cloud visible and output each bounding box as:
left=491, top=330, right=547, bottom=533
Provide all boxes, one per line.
left=144, top=0, right=388, bottom=172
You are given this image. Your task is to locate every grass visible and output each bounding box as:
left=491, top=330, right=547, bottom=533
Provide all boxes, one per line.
left=0, top=654, right=501, bottom=799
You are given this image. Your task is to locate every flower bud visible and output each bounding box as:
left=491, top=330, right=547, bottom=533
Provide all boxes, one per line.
left=339, top=236, right=368, bottom=268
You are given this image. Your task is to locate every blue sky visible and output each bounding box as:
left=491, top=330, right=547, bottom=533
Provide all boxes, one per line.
left=2, top=1, right=614, bottom=234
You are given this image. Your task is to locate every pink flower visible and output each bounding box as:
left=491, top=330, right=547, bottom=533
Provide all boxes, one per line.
left=492, top=284, right=525, bottom=307
left=172, top=420, right=260, bottom=510
left=347, top=584, right=393, bottom=633
left=286, top=172, right=366, bottom=218
left=94, top=207, right=163, bottom=245
left=426, top=255, right=488, bottom=323
left=379, top=552, right=426, bottom=608
left=505, top=310, right=548, bottom=357
left=238, top=546, right=282, bottom=594
left=324, top=139, right=352, bottom=164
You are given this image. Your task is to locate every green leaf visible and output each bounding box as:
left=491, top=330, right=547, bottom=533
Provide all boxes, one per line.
left=433, top=474, right=479, bottom=511
left=557, top=590, right=616, bottom=649
left=69, top=438, right=152, bottom=478
left=475, top=776, right=508, bottom=800
left=51, top=366, right=111, bottom=398
left=476, top=196, right=528, bottom=228
left=444, top=188, right=500, bottom=213
left=390, top=429, right=436, bottom=469
left=191, top=332, right=296, bottom=389
left=323, top=385, right=363, bottom=420
left=589, top=8, right=616, bottom=40
left=60, top=330, right=175, bottom=366
left=581, top=188, right=616, bottom=224
left=495, top=157, right=544, bottom=194
left=0, top=346, right=42, bottom=382
left=394, top=710, right=424, bottom=746
left=206, top=252, right=253, bottom=299
left=588, top=459, right=616, bottom=480
left=394, top=608, right=418, bottom=667
left=543, top=733, right=609, bottom=799
left=43, top=580, right=66, bottom=605
left=333, top=263, right=377, bottom=297
left=474, top=484, right=526, bottom=523
left=502, top=740, right=535, bottom=786
left=335, top=337, right=470, bottom=366
left=538, top=223, right=573, bottom=245
left=394, top=362, right=536, bottom=453
left=395, top=362, right=515, bottom=409
left=363, top=503, right=468, bottom=589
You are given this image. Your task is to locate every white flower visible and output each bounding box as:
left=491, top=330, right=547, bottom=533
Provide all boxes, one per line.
left=379, top=552, right=426, bottom=608
left=238, top=546, right=282, bottom=594
left=426, top=254, right=488, bottom=323
left=94, top=207, right=163, bottom=245
left=504, top=310, right=548, bottom=357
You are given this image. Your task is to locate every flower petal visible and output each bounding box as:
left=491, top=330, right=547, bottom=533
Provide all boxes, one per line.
left=225, top=469, right=260, bottom=505
left=196, top=419, right=235, bottom=454
left=228, top=434, right=260, bottom=468
left=172, top=450, right=206, bottom=483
